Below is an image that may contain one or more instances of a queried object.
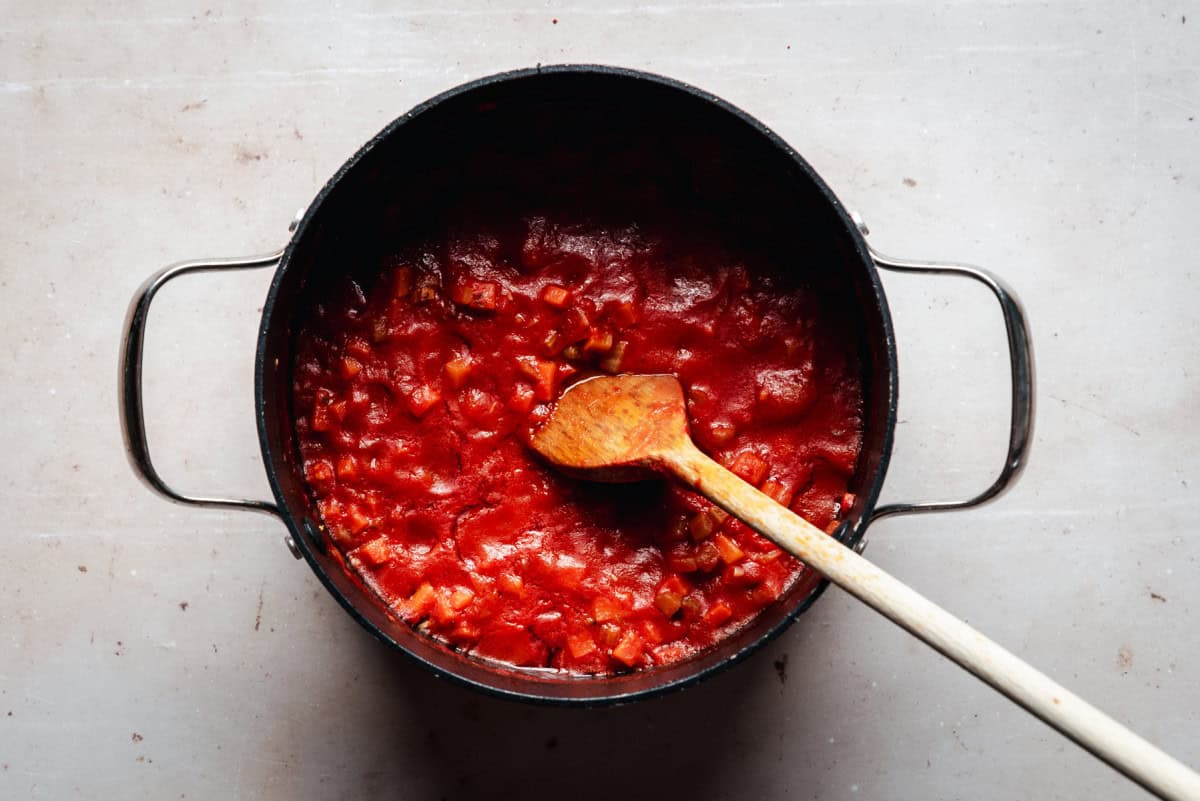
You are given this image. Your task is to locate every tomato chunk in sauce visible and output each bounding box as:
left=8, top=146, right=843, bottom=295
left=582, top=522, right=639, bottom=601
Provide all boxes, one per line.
left=293, top=214, right=863, bottom=674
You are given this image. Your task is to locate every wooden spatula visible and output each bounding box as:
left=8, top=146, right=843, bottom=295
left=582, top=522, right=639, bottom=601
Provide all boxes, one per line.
left=530, top=373, right=1200, bottom=801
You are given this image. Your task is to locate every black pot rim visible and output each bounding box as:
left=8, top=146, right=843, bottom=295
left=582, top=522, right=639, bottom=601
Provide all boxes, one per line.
left=255, top=64, right=899, bottom=706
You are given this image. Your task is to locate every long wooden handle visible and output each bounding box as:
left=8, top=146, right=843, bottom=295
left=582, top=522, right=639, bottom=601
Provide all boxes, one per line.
left=662, top=440, right=1200, bottom=801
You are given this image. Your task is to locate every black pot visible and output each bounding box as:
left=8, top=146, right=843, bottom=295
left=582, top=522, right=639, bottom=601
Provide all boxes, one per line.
left=120, top=65, right=1033, bottom=705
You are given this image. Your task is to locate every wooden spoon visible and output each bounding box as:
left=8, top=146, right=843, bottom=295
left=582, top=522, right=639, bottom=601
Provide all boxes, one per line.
left=531, top=373, right=1200, bottom=801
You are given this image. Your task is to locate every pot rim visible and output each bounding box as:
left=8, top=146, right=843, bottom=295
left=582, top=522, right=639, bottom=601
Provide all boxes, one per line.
left=255, top=64, right=898, bottom=705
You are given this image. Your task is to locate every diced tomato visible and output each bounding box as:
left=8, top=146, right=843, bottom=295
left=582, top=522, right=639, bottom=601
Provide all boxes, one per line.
left=611, top=630, right=644, bottom=667
left=760, top=479, right=795, bottom=506
left=452, top=280, right=500, bottom=311
left=560, top=306, right=590, bottom=342
left=345, top=337, right=373, bottom=360
left=566, top=630, right=598, bottom=659
left=335, top=455, right=357, bottom=480
left=508, top=382, right=535, bottom=414
left=311, top=400, right=333, bottom=432
left=406, top=384, right=442, bottom=418
left=497, top=573, right=524, bottom=596
left=708, top=420, right=736, bottom=445
left=305, top=460, right=333, bottom=484
left=607, top=299, right=638, bottom=327
left=755, top=367, right=816, bottom=422
left=540, top=284, right=570, bottom=308
left=449, top=587, right=476, bottom=611
left=840, top=492, right=857, bottom=515
left=474, top=622, right=546, bottom=667
left=339, top=356, right=363, bottom=379
left=356, top=537, right=391, bottom=565
left=696, top=540, right=721, bottom=572
left=344, top=505, right=372, bottom=535
left=729, top=451, right=769, bottom=486
left=592, top=596, right=624, bottom=624
left=688, top=510, right=717, bottom=541
left=516, top=356, right=558, bottom=401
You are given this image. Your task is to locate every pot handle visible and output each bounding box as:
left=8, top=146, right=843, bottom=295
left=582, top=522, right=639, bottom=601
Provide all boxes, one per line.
left=868, top=248, right=1035, bottom=523
left=119, top=251, right=286, bottom=519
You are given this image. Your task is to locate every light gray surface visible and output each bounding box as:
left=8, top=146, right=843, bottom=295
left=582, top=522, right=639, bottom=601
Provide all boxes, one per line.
left=2, top=2, right=1197, bottom=799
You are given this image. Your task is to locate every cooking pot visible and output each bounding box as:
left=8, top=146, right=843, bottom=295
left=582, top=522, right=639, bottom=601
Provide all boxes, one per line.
left=120, top=65, right=1033, bottom=704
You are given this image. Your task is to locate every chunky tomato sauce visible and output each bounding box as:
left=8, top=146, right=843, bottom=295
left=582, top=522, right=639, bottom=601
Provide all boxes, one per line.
left=293, top=213, right=863, bottom=674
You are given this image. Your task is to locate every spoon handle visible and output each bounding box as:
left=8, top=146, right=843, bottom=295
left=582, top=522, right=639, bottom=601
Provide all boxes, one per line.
left=662, top=440, right=1200, bottom=801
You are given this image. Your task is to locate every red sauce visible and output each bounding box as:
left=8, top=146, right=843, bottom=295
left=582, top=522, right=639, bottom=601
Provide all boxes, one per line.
left=293, top=214, right=863, bottom=674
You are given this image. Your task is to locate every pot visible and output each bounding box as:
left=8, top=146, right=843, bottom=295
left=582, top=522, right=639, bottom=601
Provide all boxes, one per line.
left=120, top=65, right=1033, bottom=705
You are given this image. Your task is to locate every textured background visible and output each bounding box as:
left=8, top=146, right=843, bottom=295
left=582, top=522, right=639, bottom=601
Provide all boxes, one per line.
left=2, top=2, right=1197, bottom=799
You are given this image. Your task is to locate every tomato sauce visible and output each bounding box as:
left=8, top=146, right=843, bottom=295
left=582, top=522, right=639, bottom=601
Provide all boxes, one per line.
left=293, top=212, right=863, bottom=674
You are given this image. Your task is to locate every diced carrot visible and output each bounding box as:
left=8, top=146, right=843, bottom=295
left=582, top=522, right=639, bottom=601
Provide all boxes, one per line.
left=566, top=630, right=598, bottom=659
left=449, top=587, right=476, bottom=611
left=729, top=451, right=769, bottom=486
left=339, top=356, right=363, bottom=379
left=582, top=327, right=613, bottom=354
left=600, top=340, right=627, bottom=373
left=696, top=540, right=721, bottom=572
left=611, top=630, right=644, bottom=667
left=824, top=520, right=843, bottom=535
left=357, top=537, right=391, bottom=565
left=703, top=602, right=733, bottom=627
left=713, top=533, right=745, bottom=565
left=592, top=596, right=624, bottom=624
left=760, top=479, right=795, bottom=507
left=443, top=356, right=473, bottom=388
left=394, top=582, right=436, bottom=622
left=406, top=384, right=442, bottom=418
left=335, top=455, right=357, bottom=480
left=540, top=284, right=570, bottom=308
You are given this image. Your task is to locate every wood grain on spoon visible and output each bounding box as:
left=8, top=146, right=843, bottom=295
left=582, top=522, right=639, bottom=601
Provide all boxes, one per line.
left=531, top=374, right=1200, bottom=801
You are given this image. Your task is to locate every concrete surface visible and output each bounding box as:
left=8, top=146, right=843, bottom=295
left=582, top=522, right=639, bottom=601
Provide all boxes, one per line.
left=2, top=1, right=1198, bottom=799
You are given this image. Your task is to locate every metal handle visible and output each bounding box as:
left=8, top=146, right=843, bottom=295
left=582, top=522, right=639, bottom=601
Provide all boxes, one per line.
left=869, top=248, right=1035, bottom=522
left=119, top=251, right=285, bottom=517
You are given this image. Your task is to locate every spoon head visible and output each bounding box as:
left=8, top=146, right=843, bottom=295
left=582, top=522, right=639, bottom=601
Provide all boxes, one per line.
left=530, top=374, right=689, bottom=481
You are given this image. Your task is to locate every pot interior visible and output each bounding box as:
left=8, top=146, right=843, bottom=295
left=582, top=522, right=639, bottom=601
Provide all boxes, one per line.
left=258, top=67, right=895, bottom=703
